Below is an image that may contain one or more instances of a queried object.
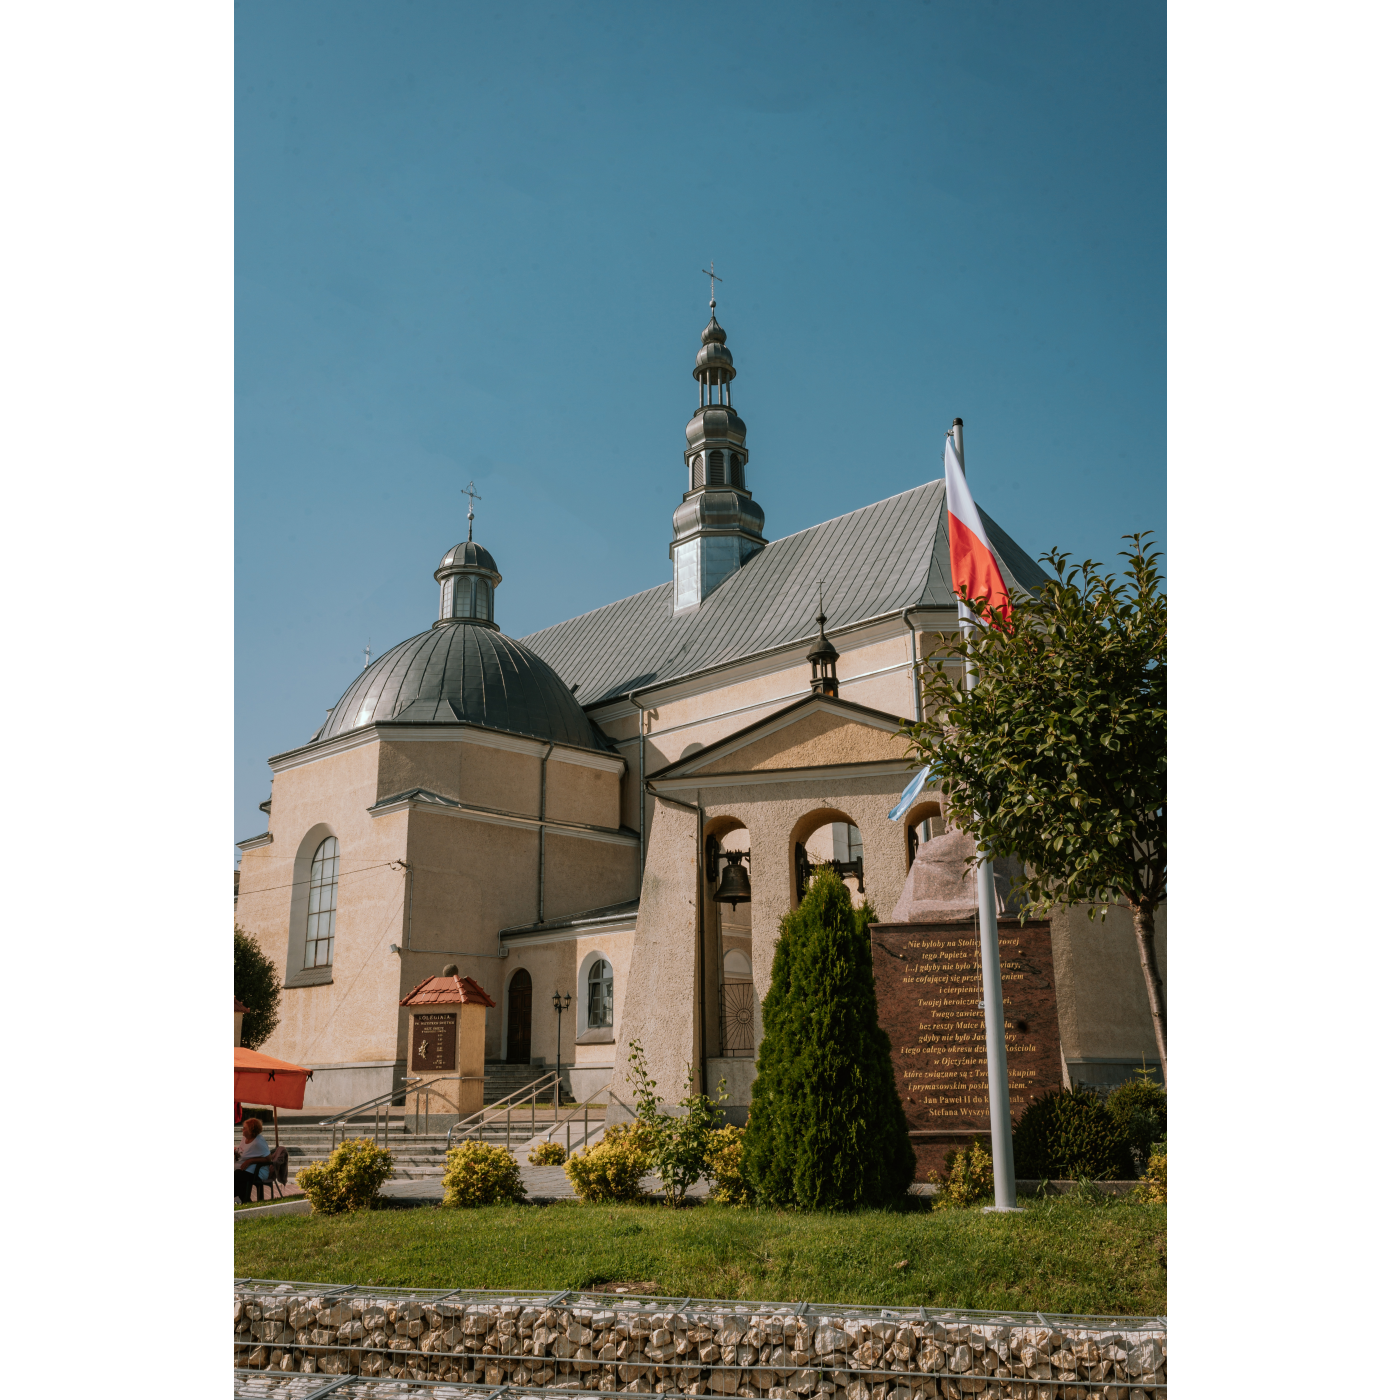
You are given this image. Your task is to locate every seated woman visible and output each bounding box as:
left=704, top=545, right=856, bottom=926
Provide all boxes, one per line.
left=234, top=1116, right=273, bottom=1203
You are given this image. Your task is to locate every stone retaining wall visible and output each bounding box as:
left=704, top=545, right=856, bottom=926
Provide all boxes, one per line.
left=234, top=1286, right=1165, bottom=1398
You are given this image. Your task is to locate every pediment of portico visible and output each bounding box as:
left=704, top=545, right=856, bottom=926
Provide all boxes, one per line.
left=650, top=695, right=908, bottom=782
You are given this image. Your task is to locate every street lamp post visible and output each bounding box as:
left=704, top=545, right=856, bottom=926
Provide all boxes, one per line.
left=552, top=990, right=571, bottom=1112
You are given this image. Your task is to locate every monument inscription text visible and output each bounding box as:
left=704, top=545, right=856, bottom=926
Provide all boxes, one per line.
left=868, top=920, right=1060, bottom=1136
left=410, top=1011, right=458, bottom=1074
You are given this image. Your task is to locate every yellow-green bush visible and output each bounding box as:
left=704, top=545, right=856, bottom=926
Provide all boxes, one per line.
left=442, top=1141, right=526, bottom=1207
left=934, top=1139, right=995, bottom=1209
left=1134, top=1147, right=1166, bottom=1203
left=563, top=1123, right=650, bottom=1203
left=527, top=1139, right=567, bottom=1166
left=705, top=1124, right=755, bottom=1205
left=296, top=1137, right=395, bottom=1214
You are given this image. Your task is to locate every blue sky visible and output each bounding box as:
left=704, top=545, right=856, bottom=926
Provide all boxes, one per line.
left=236, top=0, right=1164, bottom=846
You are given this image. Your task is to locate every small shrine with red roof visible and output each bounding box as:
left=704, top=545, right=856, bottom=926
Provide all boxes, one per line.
left=399, top=965, right=496, bottom=1122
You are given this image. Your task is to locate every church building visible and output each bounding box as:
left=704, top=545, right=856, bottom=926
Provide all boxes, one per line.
left=235, top=302, right=1165, bottom=1121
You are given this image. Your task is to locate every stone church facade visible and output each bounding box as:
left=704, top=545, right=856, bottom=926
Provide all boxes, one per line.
left=235, top=308, right=1165, bottom=1116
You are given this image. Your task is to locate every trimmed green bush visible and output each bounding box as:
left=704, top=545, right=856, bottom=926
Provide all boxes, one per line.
left=742, top=867, right=915, bottom=1210
left=935, top=1139, right=995, bottom=1209
left=563, top=1124, right=650, bottom=1203
left=527, top=1140, right=567, bottom=1166
left=441, top=1141, right=526, bottom=1206
left=1012, top=1087, right=1134, bottom=1181
left=1106, top=1068, right=1167, bottom=1172
left=705, top=1125, right=755, bottom=1206
left=296, top=1138, right=395, bottom=1214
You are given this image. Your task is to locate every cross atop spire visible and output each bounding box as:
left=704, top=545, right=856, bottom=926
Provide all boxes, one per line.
left=461, top=481, right=482, bottom=542
left=701, top=261, right=722, bottom=311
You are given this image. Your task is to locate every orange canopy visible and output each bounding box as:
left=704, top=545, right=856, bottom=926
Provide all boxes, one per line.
left=235, top=1046, right=313, bottom=1113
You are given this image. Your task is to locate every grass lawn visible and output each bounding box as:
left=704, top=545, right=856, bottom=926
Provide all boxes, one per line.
left=234, top=1196, right=1164, bottom=1316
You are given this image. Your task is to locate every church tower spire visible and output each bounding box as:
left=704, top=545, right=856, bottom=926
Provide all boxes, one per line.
left=670, top=290, right=766, bottom=612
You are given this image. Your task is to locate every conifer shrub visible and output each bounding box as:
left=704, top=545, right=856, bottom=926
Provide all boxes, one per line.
left=705, top=1125, right=755, bottom=1206
left=527, top=1140, right=568, bottom=1166
left=1011, top=1087, right=1135, bottom=1181
left=742, top=866, right=915, bottom=1210
left=296, top=1138, right=395, bottom=1214
left=934, top=1139, right=995, bottom=1209
left=563, top=1124, right=650, bottom=1203
left=1106, top=1068, right=1167, bottom=1173
left=441, top=1141, right=526, bottom=1206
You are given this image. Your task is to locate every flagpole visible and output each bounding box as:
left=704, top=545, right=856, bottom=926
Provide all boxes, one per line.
left=951, top=418, right=1021, bottom=1214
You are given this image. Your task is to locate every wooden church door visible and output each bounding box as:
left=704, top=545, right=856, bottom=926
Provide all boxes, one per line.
left=506, top=968, right=533, bottom=1063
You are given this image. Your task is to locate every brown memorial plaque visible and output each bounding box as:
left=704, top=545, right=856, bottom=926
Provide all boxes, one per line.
left=410, top=1011, right=458, bottom=1073
left=869, top=920, right=1060, bottom=1167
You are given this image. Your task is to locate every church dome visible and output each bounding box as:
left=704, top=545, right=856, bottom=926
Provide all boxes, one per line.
left=316, top=623, right=608, bottom=751
left=701, top=316, right=727, bottom=345
left=437, top=541, right=501, bottom=579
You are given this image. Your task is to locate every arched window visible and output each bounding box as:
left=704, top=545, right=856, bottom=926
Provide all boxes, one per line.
left=587, top=958, right=614, bottom=1028
left=448, top=575, right=493, bottom=622
left=707, top=450, right=725, bottom=485
left=304, top=836, right=339, bottom=969
left=690, top=455, right=703, bottom=490
left=452, top=575, right=473, bottom=618
left=730, top=455, right=745, bottom=489
left=723, top=948, right=752, bottom=981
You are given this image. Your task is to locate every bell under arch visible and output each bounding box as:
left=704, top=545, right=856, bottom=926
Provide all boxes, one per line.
left=702, top=815, right=753, bottom=1060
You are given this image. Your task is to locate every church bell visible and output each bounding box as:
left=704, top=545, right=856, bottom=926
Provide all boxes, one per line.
left=716, top=851, right=752, bottom=909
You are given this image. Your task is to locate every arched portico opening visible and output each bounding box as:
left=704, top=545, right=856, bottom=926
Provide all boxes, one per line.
left=902, top=800, right=944, bottom=868
left=703, top=815, right=753, bottom=1059
left=789, top=806, right=865, bottom=909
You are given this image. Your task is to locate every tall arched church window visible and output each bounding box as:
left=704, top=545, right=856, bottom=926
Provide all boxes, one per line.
left=690, top=455, right=703, bottom=490
left=730, top=456, right=745, bottom=489
left=304, top=836, right=339, bottom=969
left=587, top=958, right=614, bottom=1028
left=707, top=450, right=725, bottom=485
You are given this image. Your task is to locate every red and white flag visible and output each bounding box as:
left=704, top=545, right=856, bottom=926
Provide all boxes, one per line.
left=945, top=431, right=1010, bottom=624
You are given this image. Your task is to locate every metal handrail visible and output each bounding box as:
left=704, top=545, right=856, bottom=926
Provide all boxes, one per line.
left=319, top=1075, right=452, bottom=1150
left=445, top=1070, right=563, bottom=1151
left=538, top=1084, right=612, bottom=1156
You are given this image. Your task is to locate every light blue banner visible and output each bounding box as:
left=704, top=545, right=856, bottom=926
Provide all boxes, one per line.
left=887, top=763, right=933, bottom=822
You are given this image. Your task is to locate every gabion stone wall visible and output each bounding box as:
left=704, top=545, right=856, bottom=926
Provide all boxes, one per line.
left=234, top=1285, right=1166, bottom=1398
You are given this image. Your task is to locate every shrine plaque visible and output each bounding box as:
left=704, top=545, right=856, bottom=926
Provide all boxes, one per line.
left=410, top=1011, right=458, bottom=1073
left=869, top=920, right=1061, bottom=1147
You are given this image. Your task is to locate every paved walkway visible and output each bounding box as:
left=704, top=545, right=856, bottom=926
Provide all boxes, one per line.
left=381, top=1161, right=711, bottom=1204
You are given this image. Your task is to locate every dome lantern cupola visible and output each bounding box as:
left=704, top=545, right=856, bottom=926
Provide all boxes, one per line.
left=671, top=281, right=767, bottom=613
left=434, top=540, right=502, bottom=629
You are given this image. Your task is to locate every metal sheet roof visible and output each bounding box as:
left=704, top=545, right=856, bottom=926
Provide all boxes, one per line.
left=522, top=480, right=1048, bottom=707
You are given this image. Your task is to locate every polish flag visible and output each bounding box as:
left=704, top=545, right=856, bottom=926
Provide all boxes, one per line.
left=944, top=430, right=1010, bottom=624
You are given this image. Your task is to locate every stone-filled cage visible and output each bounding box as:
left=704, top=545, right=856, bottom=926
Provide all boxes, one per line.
left=234, top=1283, right=1166, bottom=1396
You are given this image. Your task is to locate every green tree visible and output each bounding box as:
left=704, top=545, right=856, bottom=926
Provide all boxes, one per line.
left=906, top=535, right=1167, bottom=1081
left=234, top=926, right=281, bottom=1049
left=742, top=867, right=914, bottom=1210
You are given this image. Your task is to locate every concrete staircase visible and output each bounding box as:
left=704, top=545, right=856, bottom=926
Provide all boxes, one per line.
left=235, top=1104, right=580, bottom=1184
left=483, top=1063, right=558, bottom=1102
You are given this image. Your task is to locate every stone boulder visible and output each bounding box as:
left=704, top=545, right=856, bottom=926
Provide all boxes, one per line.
left=889, top=827, right=1022, bottom=924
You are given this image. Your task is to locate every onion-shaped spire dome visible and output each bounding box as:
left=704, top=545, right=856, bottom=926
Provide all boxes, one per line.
left=807, top=595, right=840, bottom=698
left=672, top=294, right=767, bottom=611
